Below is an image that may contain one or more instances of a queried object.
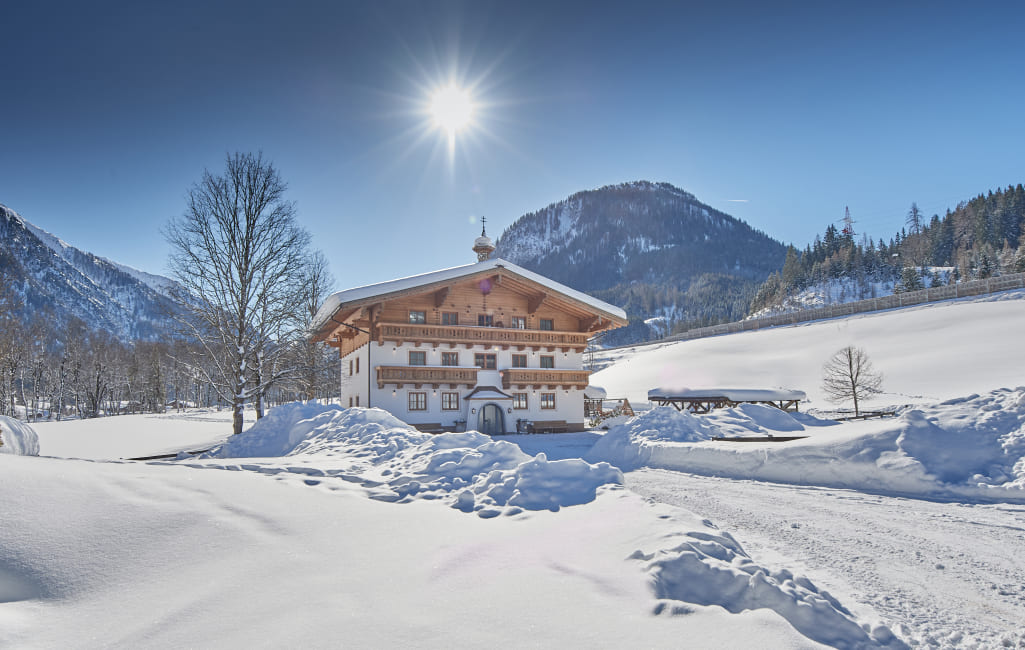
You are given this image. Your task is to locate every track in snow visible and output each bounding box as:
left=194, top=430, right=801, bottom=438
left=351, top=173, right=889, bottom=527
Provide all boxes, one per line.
left=628, top=469, right=1025, bottom=649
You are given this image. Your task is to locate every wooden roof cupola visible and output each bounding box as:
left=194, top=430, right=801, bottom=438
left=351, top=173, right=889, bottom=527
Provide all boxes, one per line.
left=473, top=218, right=496, bottom=262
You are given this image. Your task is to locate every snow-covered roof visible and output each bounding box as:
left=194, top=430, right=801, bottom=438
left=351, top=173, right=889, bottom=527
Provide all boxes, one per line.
left=584, top=385, right=607, bottom=400
left=464, top=386, right=514, bottom=400
left=647, top=388, right=807, bottom=402
left=311, top=257, right=628, bottom=339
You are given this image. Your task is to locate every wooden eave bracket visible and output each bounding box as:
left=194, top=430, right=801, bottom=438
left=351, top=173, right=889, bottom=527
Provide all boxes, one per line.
left=433, top=287, right=450, bottom=308
left=527, top=292, right=547, bottom=314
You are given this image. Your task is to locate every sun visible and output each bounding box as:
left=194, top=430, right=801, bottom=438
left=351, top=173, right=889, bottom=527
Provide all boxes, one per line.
left=429, top=85, right=474, bottom=136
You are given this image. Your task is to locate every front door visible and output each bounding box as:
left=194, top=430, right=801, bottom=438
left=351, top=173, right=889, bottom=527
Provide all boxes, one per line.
left=478, top=403, right=504, bottom=435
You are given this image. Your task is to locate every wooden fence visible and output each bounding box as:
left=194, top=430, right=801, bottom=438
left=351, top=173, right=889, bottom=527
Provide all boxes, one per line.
left=610, top=272, right=1025, bottom=350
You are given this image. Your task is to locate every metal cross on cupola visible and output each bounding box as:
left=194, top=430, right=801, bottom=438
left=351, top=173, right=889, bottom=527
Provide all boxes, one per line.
left=472, top=217, right=496, bottom=262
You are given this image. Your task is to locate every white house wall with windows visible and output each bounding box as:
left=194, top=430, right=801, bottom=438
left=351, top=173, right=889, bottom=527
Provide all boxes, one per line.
left=310, top=231, right=627, bottom=434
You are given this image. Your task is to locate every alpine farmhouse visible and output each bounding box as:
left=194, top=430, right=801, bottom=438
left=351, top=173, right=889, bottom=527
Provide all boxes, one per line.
left=309, top=230, right=627, bottom=434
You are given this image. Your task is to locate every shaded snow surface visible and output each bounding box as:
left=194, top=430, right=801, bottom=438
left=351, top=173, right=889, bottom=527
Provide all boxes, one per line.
left=0, top=415, right=39, bottom=456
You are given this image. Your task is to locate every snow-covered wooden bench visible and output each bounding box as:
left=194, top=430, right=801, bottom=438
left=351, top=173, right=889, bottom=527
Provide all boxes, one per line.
left=647, top=388, right=806, bottom=413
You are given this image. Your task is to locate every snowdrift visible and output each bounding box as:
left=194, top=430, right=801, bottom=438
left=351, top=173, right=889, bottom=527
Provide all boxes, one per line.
left=189, top=403, right=899, bottom=646
left=0, top=415, right=40, bottom=456
left=202, top=404, right=624, bottom=516
left=586, top=405, right=835, bottom=470
left=587, top=389, right=1025, bottom=502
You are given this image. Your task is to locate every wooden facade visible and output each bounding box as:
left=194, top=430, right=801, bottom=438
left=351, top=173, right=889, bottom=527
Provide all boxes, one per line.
left=311, top=258, right=627, bottom=434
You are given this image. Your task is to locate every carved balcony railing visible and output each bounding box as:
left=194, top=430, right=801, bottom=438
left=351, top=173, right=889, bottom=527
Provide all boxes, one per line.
left=376, top=366, right=479, bottom=389
left=500, top=369, right=591, bottom=390
left=377, top=323, right=589, bottom=351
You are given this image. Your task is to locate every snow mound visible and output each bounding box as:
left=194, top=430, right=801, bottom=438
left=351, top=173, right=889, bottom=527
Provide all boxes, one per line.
left=0, top=416, right=40, bottom=456
left=586, top=406, right=831, bottom=470
left=201, top=403, right=624, bottom=516
left=590, top=388, right=1025, bottom=502
left=204, top=405, right=411, bottom=458
left=636, top=526, right=899, bottom=648
left=899, top=388, right=1025, bottom=491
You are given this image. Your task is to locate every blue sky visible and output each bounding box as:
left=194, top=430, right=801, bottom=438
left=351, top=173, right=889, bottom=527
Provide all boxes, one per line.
left=2, top=1, right=1023, bottom=290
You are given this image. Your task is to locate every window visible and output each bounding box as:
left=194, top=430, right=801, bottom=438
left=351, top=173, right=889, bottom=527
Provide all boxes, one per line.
left=511, top=316, right=526, bottom=329
left=540, top=355, right=555, bottom=369
left=355, top=395, right=359, bottom=406
left=539, top=318, right=554, bottom=331
left=409, top=310, right=427, bottom=324
left=513, top=393, right=528, bottom=409
left=409, top=351, right=426, bottom=366
left=511, top=354, right=527, bottom=368
left=441, top=352, right=459, bottom=366
left=408, top=392, right=427, bottom=411
left=348, top=397, right=353, bottom=407
left=541, top=392, right=556, bottom=409
left=349, top=360, right=353, bottom=376
left=477, top=314, right=493, bottom=327
left=441, top=392, right=459, bottom=411
left=355, top=358, right=359, bottom=374
left=442, top=311, right=459, bottom=326
left=474, top=353, right=497, bottom=369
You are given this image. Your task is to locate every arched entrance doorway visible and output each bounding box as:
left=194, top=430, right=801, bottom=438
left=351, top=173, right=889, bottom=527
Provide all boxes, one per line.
left=478, top=403, right=505, bottom=435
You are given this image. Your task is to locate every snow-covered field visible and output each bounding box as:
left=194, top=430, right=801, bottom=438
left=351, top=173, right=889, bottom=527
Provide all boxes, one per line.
left=594, top=289, right=1025, bottom=410
left=4, top=290, right=1025, bottom=648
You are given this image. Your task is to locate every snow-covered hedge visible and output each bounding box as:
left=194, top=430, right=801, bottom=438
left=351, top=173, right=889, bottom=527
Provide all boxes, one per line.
left=0, top=415, right=40, bottom=456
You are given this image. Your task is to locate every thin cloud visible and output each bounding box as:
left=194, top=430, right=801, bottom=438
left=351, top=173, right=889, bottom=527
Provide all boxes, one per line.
left=727, top=199, right=749, bottom=203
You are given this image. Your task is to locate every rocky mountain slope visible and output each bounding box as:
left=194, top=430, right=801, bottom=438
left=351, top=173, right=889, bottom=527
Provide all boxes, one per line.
left=494, top=181, right=787, bottom=343
left=0, top=203, right=180, bottom=342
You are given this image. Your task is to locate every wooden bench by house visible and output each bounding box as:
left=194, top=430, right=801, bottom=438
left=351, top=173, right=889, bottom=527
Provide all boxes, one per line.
left=413, top=423, right=445, bottom=434
left=528, top=420, right=569, bottom=434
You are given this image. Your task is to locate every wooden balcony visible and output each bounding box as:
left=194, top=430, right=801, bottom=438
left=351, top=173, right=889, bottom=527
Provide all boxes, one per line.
left=377, top=323, right=589, bottom=352
left=376, top=365, right=479, bottom=389
left=500, top=369, right=591, bottom=390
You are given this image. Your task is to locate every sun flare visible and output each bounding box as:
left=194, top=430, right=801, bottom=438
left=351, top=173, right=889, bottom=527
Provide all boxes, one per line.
left=429, top=85, right=474, bottom=135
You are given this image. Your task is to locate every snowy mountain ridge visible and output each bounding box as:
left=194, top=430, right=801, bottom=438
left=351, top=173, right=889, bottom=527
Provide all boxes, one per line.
left=0, top=202, right=181, bottom=342
left=20, top=215, right=178, bottom=300
left=494, top=181, right=787, bottom=343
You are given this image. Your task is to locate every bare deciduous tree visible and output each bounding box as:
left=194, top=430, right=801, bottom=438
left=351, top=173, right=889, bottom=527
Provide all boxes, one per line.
left=297, top=251, right=336, bottom=402
left=821, top=345, right=883, bottom=417
left=165, top=152, right=311, bottom=434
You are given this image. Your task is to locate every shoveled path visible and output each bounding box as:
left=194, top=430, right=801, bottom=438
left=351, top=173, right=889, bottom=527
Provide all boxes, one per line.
left=628, top=468, right=1025, bottom=649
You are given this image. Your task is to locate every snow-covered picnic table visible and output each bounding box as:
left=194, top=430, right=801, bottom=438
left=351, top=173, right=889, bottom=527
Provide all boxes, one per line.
left=647, top=388, right=806, bottom=413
